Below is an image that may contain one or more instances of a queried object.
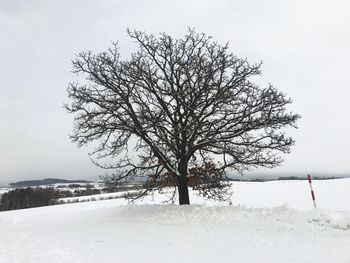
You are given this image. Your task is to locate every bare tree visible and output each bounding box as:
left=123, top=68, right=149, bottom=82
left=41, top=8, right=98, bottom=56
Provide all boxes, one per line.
left=66, top=29, right=300, bottom=205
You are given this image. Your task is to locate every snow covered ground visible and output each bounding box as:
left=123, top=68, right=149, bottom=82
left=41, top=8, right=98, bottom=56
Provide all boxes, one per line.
left=229, top=178, right=350, bottom=211
left=0, top=179, right=349, bottom=263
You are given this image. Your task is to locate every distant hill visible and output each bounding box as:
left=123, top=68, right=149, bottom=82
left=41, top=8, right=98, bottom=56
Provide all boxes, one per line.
left=227, top=176, right=343, bottom=182
left=277, top=176, right=342, bottom=181
left=9, top=178, right=92, bottom=187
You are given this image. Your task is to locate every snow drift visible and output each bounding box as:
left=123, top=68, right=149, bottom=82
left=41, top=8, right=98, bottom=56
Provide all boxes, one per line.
left=0, top=179, right=349, bottom=263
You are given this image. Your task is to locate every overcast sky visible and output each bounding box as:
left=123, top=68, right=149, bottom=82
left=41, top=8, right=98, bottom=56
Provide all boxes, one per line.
left=0, top=0, right=349, bottom=182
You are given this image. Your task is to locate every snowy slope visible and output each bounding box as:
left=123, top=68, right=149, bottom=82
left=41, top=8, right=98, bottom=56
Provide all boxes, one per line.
left=229, top=178, right=350, bottom=211
left=0, top=179, right=349, bottom=263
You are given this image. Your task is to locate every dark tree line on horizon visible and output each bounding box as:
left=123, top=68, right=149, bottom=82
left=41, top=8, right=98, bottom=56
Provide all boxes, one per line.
left=0, top=187, right=104, bottom=211
left=0, top=188, right=59, bottom=211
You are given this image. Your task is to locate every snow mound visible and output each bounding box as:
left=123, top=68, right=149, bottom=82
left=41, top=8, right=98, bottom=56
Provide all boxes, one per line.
left=1, top=201, right=349, bottom=263
left=307, top=209, right=350, bottom=230
left=113, top=204, right=350, bottom=230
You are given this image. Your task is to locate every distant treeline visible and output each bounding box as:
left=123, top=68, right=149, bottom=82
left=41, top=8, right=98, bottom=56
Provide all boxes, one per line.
left=0, top=188, right=59, bottom=211
left=0, top=187, right=103, bottom=211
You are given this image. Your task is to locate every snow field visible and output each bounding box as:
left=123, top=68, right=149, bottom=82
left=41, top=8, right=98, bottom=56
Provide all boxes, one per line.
left=228, top=178, right=350, bottom=211
left=0, top=179, right=349, bottom=263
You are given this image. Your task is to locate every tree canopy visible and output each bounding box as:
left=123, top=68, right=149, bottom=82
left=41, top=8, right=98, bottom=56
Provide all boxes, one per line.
left=66, top=29, right=300, bottom=204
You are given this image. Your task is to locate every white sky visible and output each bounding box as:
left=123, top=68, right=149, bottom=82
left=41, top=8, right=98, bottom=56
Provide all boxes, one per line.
left=0, top=0, right=349, bottom=182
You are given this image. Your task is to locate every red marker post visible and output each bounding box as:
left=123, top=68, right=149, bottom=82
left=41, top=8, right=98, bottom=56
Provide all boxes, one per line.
left=307, top=174, right=317, bottom=208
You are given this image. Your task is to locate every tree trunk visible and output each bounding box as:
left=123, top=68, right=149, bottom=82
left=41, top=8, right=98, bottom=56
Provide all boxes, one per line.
left=177, top=160, right=190, bottom=205
left=178, top=175, right=190, bottom=205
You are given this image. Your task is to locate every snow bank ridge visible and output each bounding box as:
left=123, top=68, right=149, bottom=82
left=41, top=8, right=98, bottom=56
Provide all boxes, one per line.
left=112, top=204, right=350, bottom=231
